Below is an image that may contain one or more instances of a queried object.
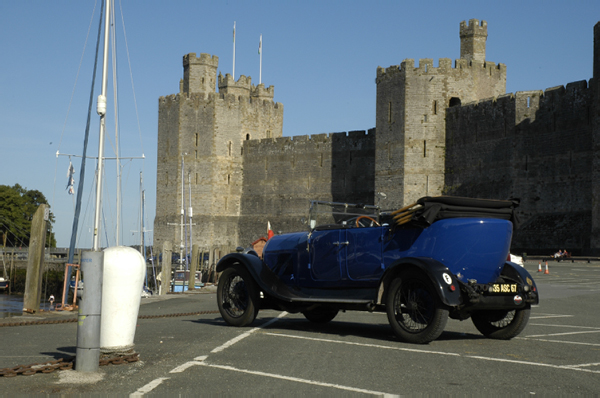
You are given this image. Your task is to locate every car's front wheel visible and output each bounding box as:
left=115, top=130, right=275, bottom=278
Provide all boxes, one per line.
left=217, top=265, right=260, bottom=327
left=386, top=272, right=448, bottom=344
left=471, top=308, right=530, bottom=339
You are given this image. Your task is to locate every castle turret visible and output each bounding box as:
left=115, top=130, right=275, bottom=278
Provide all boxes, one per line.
left=460, top=19, right=487, bottom=62
left=182, top=53, right=218, bottom=94
left=218, top=73, right=252, bottom=96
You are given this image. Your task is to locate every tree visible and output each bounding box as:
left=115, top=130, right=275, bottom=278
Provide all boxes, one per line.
left=0, top=184, right=56, bottom=247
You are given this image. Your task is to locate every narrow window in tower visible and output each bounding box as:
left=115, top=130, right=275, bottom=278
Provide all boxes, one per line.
left=433, top=100, right=437, bottom=115
left=195, top=173, right=198, bottom=184
left=246, top=134, right=250, bottom=140
left=165, top=172, right=168, bottom=187
left=388, top=102, right=392, bottom=124
left=424, top=140, right=427, bottom=157
left=320, top=153, right=323, bottom=167
left=227, top=174, right=231, bottom=185
left=195, top=150, right=198, bottom=159
left=195, top=133, right=199, bottom=146
left=424, top=115, right=428, bottom=123
left=527, top=97, right=531, bottom=108
left=228, top=141, right=232, bottom=156
left=202, top=78, right=205, bottom=84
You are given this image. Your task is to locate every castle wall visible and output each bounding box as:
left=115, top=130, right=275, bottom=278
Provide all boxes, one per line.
left=238, top=130, right=375, bottom=246
left=445, top=81, right=594, bottom=254
left=591, top=22, right=600, bottom=254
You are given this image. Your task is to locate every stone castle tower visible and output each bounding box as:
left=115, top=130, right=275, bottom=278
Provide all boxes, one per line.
left=154, top=53, right=283, bottom=256
left=374, top=19, right=506, bottom=209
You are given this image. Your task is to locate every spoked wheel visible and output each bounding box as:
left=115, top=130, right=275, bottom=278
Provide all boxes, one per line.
left=386, top=273, right=448, bottom=344
left=471, top=308, right=530, bottom=339
left=217, top=265, right=260, bottom=327
left=302, top=307, right=339, bottom=323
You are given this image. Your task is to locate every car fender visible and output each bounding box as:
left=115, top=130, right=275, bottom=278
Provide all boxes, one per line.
left=378, top=257, right=462, bottom=307
left=501, top=261, right=539, bottom=305
left=216, top=253, right=299, bottom=303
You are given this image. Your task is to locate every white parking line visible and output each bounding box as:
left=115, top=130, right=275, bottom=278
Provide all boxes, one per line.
left=130, top=377, right=170, bottom=397
left=525, top=330, right=600, bottom=338
left=264, top=332, right=600, bottom=374
left=211, top=312, right=288, bottom=353
left=131, top=313, right=288, bottom=396
left=196, top=360, right=396, bottom=397
left=530, top=315, right=574, bottom=320
left=517, top=337, right=600, bottom=347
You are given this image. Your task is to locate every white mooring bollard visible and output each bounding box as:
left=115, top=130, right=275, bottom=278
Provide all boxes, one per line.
left=100, top=246, right=145, bottom=354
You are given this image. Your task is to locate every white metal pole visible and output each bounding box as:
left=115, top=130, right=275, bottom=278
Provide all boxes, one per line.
left=188, top=172, right=193, bottom=259
left=92, top=0, right=111, bottom=251
left=180, top=155, right=184, bottom=271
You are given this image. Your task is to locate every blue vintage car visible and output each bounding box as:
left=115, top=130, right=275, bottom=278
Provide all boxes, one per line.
left=216, top=196, right=539, bottom=344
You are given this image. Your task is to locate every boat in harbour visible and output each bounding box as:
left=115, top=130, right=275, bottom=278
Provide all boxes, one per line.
left=172, top=270, right=204, bottom=292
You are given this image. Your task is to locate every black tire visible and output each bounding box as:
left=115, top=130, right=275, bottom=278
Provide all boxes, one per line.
left=302, top=308, right=339, bottom=323
left=386, top=272, right=449, bottom=344
left=471, top=308, right=530, bottom=339
left=217, top=265, right=260, bottom=327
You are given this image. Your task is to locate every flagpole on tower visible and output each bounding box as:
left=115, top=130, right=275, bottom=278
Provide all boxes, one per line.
left=232, top=21, right=236, bottom=79
left=259, top=34, right=262, bottom=84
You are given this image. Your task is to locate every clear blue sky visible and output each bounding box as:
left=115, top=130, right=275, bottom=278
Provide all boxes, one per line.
left=1, top=1, right=598, bottom=248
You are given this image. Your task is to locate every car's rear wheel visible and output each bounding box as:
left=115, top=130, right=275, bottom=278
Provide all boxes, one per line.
left=217, top=265, right=260, bottom=327
left=302, top=307, right=339, bottom=323
left=471, top=308, right=530, bottom=339
left=386, top=272, right=448, bottom=344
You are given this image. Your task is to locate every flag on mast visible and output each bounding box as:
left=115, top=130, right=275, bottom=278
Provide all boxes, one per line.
left=258, top=34, right=263, bottom=84
left=66, top=161, right=75, bottom=195
left=232, top=21, right=236, bottom=78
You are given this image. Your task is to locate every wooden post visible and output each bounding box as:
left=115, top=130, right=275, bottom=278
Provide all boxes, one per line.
left=23, top=204, right=49, bottom=313
left=188, top=244, right=198, bottom=291
left=160, top=241, right=172, bottom=296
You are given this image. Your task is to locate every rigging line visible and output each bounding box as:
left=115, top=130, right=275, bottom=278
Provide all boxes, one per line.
left=66, top=0, right=105, bottom=269
left=117, top=0, right=145, bottom=157
left=51, top=0, right=99, bottom=216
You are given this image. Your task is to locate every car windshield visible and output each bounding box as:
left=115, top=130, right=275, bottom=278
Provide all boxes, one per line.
left=308, top=201, right=380, bottom=230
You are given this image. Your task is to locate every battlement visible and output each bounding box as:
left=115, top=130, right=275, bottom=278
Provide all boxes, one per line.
left=376, top=57, right=505, bottom=83
left=459, top=19, right=487, bottom=38
left=449, top=79, right=592, bottom=117
left=243, top=130, right=371, bottom=152
left=251, top=83, right=275, bottom=99
left=183, top=53, right=219, bottom=68
left=218, top=73, right=252, bottom=97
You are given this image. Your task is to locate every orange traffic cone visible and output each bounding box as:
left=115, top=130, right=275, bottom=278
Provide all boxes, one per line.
left=537, top=262, right=542, bottom=272
left=544, top=261, right=549, bottom=274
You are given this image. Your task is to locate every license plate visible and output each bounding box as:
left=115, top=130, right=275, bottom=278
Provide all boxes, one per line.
left=490, top=283, right=518, bottom=294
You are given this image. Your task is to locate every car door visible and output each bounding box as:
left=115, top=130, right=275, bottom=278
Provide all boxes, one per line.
left=345, top=226, right=384, bottom=283
left=308, top=229, right=344, bottom=282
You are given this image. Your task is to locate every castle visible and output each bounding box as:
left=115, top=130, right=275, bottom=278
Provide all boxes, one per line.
left=154, top=20, right=600, bottom=260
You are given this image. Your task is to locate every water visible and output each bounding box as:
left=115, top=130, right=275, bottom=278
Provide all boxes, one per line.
left=0, top=294, right=53, bottom=318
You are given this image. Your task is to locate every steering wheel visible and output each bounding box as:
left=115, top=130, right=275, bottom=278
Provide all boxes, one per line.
left=355, top=216, right=381, bottom=228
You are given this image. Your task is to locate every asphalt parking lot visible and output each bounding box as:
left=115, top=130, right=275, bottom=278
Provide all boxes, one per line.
left=1, top=260, right=599, bottom=395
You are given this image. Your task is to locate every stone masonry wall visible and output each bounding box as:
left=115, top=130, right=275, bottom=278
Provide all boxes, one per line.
left=445, top=81, right=594, bottom=254
left=238, top=130, right=375, bottom=246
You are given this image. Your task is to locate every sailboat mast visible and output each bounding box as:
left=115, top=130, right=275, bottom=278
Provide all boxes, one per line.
left=92, top=0, right=112, bottom=251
